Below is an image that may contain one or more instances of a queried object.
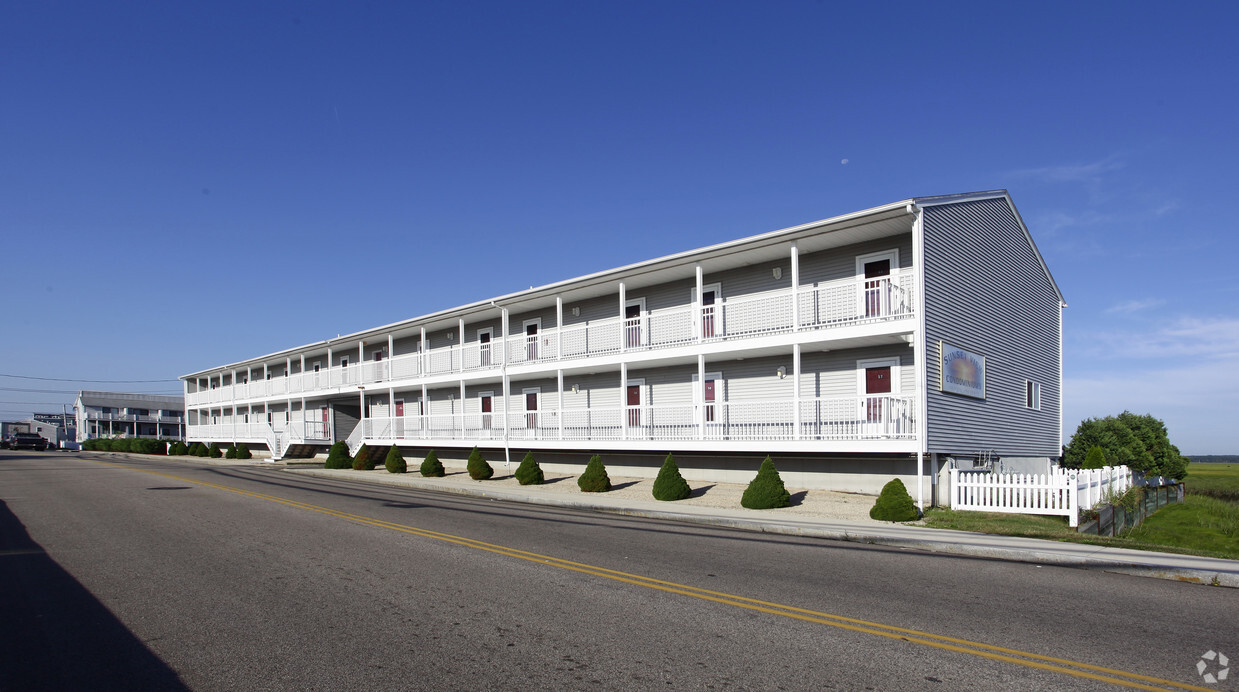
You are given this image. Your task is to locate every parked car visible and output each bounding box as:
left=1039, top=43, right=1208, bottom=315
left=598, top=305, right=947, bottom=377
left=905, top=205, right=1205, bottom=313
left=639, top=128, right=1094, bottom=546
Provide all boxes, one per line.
left=10, top=433, right=49, bottom=451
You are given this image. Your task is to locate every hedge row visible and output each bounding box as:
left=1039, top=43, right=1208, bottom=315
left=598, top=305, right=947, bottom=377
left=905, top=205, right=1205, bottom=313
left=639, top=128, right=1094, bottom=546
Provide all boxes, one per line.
left=81, top=438, right=171, bottom=455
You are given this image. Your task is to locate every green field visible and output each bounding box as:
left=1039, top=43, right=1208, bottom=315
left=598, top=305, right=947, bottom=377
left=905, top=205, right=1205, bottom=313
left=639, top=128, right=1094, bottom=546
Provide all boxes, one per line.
left=924, top=463, right=1239, bottom=560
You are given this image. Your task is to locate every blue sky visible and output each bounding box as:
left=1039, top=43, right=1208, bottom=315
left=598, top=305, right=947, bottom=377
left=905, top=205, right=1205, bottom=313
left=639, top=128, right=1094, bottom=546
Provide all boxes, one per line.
left=2, top=2, right=1236, bottom=454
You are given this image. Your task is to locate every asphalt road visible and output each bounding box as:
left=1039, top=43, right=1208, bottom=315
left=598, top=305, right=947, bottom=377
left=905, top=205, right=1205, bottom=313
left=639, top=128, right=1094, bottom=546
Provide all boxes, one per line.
left=1, top=450, right=1235, bottom=691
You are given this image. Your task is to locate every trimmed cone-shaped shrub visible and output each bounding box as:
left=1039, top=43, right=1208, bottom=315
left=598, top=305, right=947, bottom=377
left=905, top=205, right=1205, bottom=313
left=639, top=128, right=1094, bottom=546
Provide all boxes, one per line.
left=466, top=446, right=493, bottom=480
left=577, top=455, right=611, bottom=492
left=207, top=442, right=223, bottom=459
left=352, top=444, right=375, bottom=471
left=170, top=441, right=187, bottom=455
left=1083, top=445, right=1107, bottom=470
left=869, top=478, right=919, bottom=522
left=514, top=451, right=544, bottom=485
left=225, top=444, right=237, bottom=459
left=652, top=453, right=691, bottom=501
left=192, top=442, right=208, bottom=457
left=324, top=441, right=352, bottom=469
left=741, top=456, right=791, bottom=509
left=384, top=445, right=406, bottom=474
left=235, top=443, right=252, bottom=460
left=420, top=449, right=445, bottom=477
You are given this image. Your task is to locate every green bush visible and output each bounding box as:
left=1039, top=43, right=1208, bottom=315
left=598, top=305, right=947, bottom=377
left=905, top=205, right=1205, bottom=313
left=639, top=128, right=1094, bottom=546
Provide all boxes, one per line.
left=192, top=442, right=209, bottom=457
left=384, top=445, right=406, bottom=474
left=652, top=453, right=691, bottom=501
left=207, top=442, right=223, bottom=459
left=870, top=478, right=919, bottom=522
left=466, top=446, right=493, bottom=480
left=352, top=444, right=375, bottom=470
left=224, top=444, right=237, bottom=459
left=577, top=455, right=611, bottom=492
left=420, top=449, right=445, bottom=477
left=112, top=439, right=130, bottom=453
left=1083, top=445, right=1107, bottom=469
left=741, top=456, right=791, bottom=509
left=324, top=441, right=352, bottom=469
left=235, top=443, right=251, bottom=460
left=514, top=451, right=544, bottom=485
left=167, top=441, right=185, bottom=455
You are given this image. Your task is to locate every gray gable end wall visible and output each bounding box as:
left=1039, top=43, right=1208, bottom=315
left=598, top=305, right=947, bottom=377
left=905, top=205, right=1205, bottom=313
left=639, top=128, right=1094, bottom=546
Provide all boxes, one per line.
left=921, top=197, right=1061, bottom=458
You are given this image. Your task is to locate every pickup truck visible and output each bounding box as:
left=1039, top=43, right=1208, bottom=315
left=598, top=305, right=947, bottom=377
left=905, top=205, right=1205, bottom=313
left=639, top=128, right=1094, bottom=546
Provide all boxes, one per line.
left=10, top=433, right=49, bottom=451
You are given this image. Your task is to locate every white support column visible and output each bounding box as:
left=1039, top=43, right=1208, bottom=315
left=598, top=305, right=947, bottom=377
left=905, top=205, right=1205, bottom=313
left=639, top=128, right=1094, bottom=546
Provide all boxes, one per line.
left=695, top=264, right=704, bottom=341
left=358, top=340, right=365, bottom=381
left=500, top=308, right=509, bottom=365
left=697, top=354, right=705, bottom=440
left=420, top=383, right=427, bottom=438
left=460, top=379, right=466, bottom=431
left=555, top=295, right=563, bottom=361
left=326, top=347, right=333, bottom=386
left=916, top=451, right=925, bottom=513
left=420, top=327, right=427, bottom=374
left=620, top=362, right=627, bottom=441
left=618, top=282, right=627, bottom=352
left=387, top=333, right=394, bottom=362
left=793, top=343, right=801, bottom=440
left=458, top=318, right=465, bottom=370
left=557, top=369, right=564, bottom=441
left=790, top=242, right=800, bottom=331
left=502, top=372, right=510, bottom=439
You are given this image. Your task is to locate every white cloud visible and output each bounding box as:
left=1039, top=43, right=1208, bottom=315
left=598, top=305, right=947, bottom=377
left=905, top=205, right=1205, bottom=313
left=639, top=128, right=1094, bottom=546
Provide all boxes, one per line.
left=1104, top=298, right=1166, bottom=314
left=1010, top=156, right=1125, bottom=184
left=1089, top=317, right=1239, bottom=360
left=1064, top=358, right=1239, bottom=455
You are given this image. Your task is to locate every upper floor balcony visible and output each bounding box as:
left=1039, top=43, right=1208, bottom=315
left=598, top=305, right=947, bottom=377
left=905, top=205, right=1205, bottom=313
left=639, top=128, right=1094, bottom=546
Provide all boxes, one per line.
left=186, top=270, right=914, bottom=408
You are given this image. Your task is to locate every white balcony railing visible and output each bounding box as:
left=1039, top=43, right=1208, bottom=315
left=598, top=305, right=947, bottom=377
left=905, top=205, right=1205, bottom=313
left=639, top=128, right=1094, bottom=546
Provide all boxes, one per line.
left=242, top=395, right=915, bottom=448
left=187, top=273, right=915, bottom=406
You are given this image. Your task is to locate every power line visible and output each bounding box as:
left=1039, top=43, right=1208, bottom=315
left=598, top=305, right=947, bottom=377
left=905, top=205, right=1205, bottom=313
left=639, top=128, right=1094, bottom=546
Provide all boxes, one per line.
left=0, top=386, right=180, bottom=395
left=0, top=373, right=180, bottom=384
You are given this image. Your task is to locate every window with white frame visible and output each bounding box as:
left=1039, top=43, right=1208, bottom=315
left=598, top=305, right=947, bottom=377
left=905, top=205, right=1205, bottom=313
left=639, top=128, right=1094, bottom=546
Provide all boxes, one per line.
left=1025, top=380, right=1041, bottom=410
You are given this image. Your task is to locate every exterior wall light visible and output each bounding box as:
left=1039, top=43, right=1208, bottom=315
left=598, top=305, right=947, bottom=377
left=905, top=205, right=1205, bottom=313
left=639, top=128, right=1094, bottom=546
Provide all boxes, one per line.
left=776, top=366, right=787, bottom=379
left=571, top=307, right=581, bottom=317
left=772, top=267, right=783, bottom=280
left=571, top=384, right=579, bottom=394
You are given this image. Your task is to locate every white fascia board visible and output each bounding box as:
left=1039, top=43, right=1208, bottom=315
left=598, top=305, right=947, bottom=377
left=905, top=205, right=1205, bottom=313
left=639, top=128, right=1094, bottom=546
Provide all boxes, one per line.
left=182, top=199, right=920, bottom=380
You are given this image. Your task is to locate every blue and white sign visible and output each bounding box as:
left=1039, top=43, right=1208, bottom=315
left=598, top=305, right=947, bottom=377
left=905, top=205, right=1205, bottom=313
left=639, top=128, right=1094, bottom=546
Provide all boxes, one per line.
left=940, top=342, right=986, bottom=399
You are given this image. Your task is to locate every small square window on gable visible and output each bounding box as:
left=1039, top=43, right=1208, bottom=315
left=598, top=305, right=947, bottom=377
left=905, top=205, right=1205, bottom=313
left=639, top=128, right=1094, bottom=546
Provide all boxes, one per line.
left=1025, top=380, right=1041, bottom=410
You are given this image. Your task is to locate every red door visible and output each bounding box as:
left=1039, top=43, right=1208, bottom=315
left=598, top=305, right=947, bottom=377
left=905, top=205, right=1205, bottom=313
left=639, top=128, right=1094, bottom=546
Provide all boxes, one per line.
left=865, top=366, right=891, bottom=422
left=525, top=324, right=539, bottom=360
left=525, top=392, right=538, bottom=429
left=864, top=259, right=891, bottom=317
left=625, top=304, right=642, bottom=347
left=394, top=400, right=404, bottom=438
left=320, top=406, right=329, bottom=439
left=481, top=394, right=493, bottom=429
left=701, top=290, right=716, bottom=338
left=627, top=384, right=641, bottom=426
left=703, top=377, right=716, bottom=422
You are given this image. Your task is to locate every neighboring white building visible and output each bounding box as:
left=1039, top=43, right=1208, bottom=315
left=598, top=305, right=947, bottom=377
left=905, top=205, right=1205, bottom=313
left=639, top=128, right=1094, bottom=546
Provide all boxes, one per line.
left=182, top=191, right=1064, bottom=505
left=75, top=391, right=186, bottom=442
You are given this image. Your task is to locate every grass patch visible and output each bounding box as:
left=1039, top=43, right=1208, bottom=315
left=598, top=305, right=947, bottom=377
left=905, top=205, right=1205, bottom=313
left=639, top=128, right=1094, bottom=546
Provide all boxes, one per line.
left=1125, top=495, right=1239, bottom=559
left=923, top=504, right=1239, bottom=560
left=1185, top=463, right=1239, bottom=502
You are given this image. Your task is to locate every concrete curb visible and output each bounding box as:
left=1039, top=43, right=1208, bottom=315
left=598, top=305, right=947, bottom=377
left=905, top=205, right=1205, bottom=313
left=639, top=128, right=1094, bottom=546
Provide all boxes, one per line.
left=286, top=467, right=1239, bottom=588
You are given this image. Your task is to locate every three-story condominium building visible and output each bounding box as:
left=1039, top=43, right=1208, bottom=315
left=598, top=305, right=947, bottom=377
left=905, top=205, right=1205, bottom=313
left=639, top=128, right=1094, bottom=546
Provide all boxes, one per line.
left=182, top=191, right=1064, bottom=506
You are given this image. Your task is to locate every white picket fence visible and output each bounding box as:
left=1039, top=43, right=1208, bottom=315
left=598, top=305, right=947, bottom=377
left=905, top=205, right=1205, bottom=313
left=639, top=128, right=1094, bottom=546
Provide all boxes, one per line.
left=949, top=466, right=1133, bottom=528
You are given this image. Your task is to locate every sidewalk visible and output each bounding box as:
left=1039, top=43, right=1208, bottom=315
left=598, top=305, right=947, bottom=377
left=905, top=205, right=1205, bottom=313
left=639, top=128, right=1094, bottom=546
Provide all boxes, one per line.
left=282, top=462, right=1239, bottom=588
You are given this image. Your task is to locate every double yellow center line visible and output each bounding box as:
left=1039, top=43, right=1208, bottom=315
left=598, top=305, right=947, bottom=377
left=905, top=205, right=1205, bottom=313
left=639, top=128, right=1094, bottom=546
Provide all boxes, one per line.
left=96, top=457, right=1209, bottom=691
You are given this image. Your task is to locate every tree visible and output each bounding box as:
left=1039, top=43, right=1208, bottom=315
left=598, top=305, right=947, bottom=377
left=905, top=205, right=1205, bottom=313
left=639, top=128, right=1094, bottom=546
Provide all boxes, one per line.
left=324, top=441, right=352, bottom=469
left=514, top=451, right=544, bottom=485
left=869, top=479, right=919, bottom=521
left=467, top=446, right=493, bottom=480
left=235, top=443, right=252, bottom=460
left=224, top=444, right=237, bottom=459
left=652, top=453, right=691, bottom=501
left=352, top=444, right=375, bottom=471
left=741, top=456, right=791, bottom=509
left=577, top=455, right=611, bottom=492
left=419, top=449, right=445, bottom=477
left=1083, top=445, right=1107, bottom=469
left=207, top=442, right=223, bottom=459
left=385, top=445, right=407, bottom=473
left=1064, top=411, right=1188, bottom=478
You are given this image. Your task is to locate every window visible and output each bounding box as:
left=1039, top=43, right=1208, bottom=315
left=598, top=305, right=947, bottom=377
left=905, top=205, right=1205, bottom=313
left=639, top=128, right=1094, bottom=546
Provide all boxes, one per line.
left=1025, top=381, right=1041, bottom=410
